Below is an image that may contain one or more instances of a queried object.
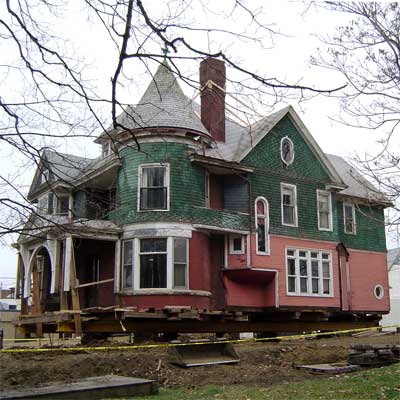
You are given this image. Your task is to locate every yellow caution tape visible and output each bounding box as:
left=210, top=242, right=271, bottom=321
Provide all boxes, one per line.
left=1, top=325, right=399, bottom=353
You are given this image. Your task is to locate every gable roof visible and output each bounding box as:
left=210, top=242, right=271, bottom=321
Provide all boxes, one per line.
left=326, top=154, right=390, bottom=204
left=203, top=105, right=345, bottom=187
left=27, top=149, right=95, bottom=200
left=107, top=61, right=209, bottom=136
left=387, top=248, right=400, bottom=269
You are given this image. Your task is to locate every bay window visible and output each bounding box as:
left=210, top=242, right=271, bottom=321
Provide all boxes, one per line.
left=286, top=248, right=332, bottom=296
left=121, top=237, right=188, bottom=290
left=139, top=164, right=169, bottom=211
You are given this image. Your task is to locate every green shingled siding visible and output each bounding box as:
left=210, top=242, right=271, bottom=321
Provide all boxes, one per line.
left=109, top=142, right=249, bottom=231
left=337, top=202, right=386, bottom=252
left=243, top=116, right=338, bottom=241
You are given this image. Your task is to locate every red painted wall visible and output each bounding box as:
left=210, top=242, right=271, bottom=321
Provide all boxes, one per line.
left=120, top=294, right=210, bottom=310
left=347, top=250, right=389, bottom=312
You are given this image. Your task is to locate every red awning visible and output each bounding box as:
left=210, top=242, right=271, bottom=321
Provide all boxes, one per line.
left=223, top=268, right=277, bottom=285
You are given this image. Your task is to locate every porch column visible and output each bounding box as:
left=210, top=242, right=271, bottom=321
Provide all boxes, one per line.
left=114, top=239, right=121, bottom=293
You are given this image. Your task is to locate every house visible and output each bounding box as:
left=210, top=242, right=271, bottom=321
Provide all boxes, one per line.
left=14, top=58, right=390, bottom=337
left=0, top=287, right=23, bottom=342
left=380, top=248, right=400, bottom=331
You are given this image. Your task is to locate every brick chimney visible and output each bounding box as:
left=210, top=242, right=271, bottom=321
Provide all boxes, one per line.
left=200, top=58, right=226, bottom=142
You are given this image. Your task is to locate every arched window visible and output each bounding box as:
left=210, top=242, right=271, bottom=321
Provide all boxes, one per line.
left=255, top=197, right=269, bottom=255
left=280, top=136, right=294, bottom=166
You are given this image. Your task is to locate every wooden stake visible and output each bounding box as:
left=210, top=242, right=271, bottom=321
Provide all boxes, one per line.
left=69, top=239, right=82, bottom=337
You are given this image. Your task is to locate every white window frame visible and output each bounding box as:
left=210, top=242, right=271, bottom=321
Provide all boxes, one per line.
left=137, top=163, right=170, bottom=212
left=280, top=136, right=295, bottom=166
left=229, top=234, right=245, bottom=255
left=255, top=196, right=270, bottom=255
left=343, top=203, right=356, bottom=234
left=317, top=190, right=333, bottom=231
left=55, top=194, right=70, bottom=216
left=281, top=183, right=298, bottom=227
left=102, top=142, right=111, bottom=158
left=285, top=248, right=333, bottom=297
left=121, top=237, right=189, bottom=291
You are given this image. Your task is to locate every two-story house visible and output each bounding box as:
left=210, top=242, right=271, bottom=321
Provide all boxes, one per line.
left=14, top=58, right=390, bottom=337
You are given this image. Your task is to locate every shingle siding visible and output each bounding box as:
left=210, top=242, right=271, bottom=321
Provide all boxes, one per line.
left=110, top=142, right=249, bottom=231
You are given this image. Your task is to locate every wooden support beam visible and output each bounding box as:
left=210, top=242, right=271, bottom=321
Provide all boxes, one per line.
left=69, top=240, right=82, bottom=336
left=17, top=254, right=28, bottom=316
left=76, top=278, right=114, bottom=289
left=59, top=239, right=68, bottom=311
left=31, top=258, right=43, bottom=337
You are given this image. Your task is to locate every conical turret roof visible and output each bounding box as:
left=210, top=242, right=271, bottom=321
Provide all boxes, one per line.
left=114, top=61, right=209, bottom=135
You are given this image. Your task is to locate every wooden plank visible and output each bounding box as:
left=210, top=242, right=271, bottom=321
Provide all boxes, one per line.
left=76, top=278, right=114, bottom=289
left=69, top=240, right=82, bottom=336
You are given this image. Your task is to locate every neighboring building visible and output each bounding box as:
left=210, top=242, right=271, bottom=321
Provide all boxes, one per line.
left=14, top=58, right=391, bottom=336
left=381, top=248, right=400, bottom=331
left=0, top=287, right=22, bottom=341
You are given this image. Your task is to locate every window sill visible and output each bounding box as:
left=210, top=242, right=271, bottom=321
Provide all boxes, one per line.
left=118, top=289, right=211, bottom=297
left=318, top=227, right=333, bottom=232
left=286, top=292, right=334, bottom=298
left=282, top=223, right=298, bottom=228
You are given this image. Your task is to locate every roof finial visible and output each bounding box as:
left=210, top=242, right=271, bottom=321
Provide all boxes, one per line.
left=161, top=44, right=169, bottom=58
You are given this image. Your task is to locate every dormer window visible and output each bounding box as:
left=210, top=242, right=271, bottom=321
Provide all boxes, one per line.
left=102, top=142, right=111, bottom=158
left=39, top=169, right=50, bottom=185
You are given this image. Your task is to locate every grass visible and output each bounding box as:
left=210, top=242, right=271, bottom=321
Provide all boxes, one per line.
left=128, top=363, right=400, bottom=400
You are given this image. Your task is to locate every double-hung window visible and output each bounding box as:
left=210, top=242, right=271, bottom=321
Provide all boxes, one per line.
left=139, top=164, right=169, bottom=210
left=255, top=197, right=269, bottom=254
left=343, top=203, right=356, bottom=234
left=229, top=235, right=244, bottom=254
left=281, top=183, right=297, bottom=226
left=121, top=237, right=188, bottom=290
left=56, top=195, right=70, bottom=215
left=317, top=190, right=332, bottom=231
left=286, top=249, right=332, bottom=296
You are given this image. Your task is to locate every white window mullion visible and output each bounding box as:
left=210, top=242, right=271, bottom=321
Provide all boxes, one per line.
left=133, top=238, right=139, bottom=290
left=167, top=237, right=173, bottom=289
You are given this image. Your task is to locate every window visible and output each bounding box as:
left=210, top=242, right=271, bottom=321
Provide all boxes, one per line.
left=140, top=238, right=167, bottom=288
left=122, top=240, right=134, bottom=289
left=255, top=197, right=269, bottom=254
left=37, top=193, right=53, bottom=214
left=121, top=237, right=188, bottom=290
left=139, top=164, right=169, bottom=210
left=343, top=203, right=356, bottom=234
left=102, top=142, right=111, bottom=158
left=317, top=190, right=332, bottom=231
left=56, top=195, right=70, bottom=215
left=374, top=284, right=384, bottom=300
left=173, top=238, right=188, bottom=288
left=280, top=136, right=294, bottom=166
left=286, top=249, right=332, bottom=296
left=281, top=184, right=297, bottom=226
left=229, top=235, right=244, bottom=254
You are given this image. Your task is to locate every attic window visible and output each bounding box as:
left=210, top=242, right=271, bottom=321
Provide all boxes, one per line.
left=39, top=169, right=50, bottom=185
left=102, top=142, right=111, bottom=158
left=280, top=136, right=294, bottom=166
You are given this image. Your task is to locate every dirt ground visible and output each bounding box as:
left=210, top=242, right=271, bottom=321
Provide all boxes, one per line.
left=1, top=333, right=399, bottom=391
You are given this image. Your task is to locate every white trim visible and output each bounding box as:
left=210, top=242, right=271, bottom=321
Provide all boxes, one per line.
left=280, top=136, right=295, bottom=166
left=281, top=183, right=298, bottom=227
left=172, top=237, right=189, bottom=289
left=229, top=234, right=245, bottom=255
left=285, top=246, right=334, bottom=298
left=255, top=196, right=270, bottom=255
left=317, top=189, right=333, bottom=231
left=137, top=163, right=170, bottom=212
left=63, top=236, right=73, bottom=291
left=123, top=222, right=193, bottom=239
left=343, top=202, right=357, bottom=235
left=193, top=224, right=249, bottom=235
left=114, top=239, right=121, bottom=292
left=119, top=289, right=211, bottom=296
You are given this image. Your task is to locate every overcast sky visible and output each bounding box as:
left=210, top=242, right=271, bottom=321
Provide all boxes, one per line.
left=1, top=1, right=398, bottom=289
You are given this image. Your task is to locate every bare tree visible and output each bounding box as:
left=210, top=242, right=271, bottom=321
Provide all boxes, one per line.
left=312, top=1, right=400, bottom=232
left=0, top=0, right=344, bottom=242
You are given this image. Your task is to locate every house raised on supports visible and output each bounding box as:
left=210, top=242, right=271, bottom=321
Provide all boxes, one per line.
left=14, top=58, right=391, bottom=339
